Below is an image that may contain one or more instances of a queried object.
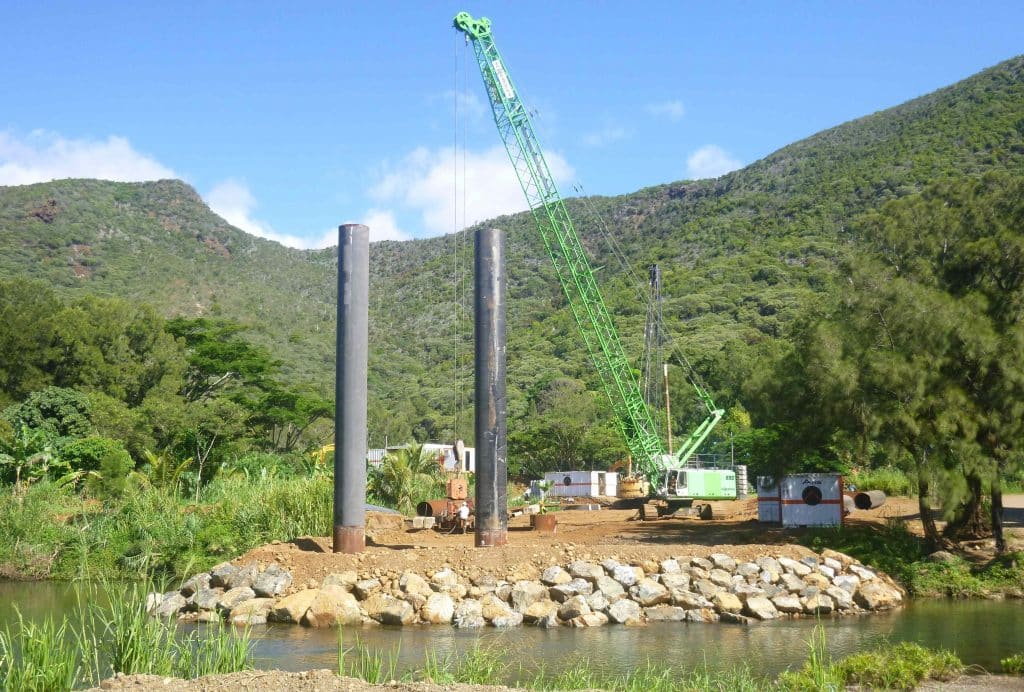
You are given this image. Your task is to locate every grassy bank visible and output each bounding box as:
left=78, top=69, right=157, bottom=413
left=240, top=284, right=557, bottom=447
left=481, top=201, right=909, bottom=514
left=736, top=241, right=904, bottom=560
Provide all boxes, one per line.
left=0, top=476, right=332, bottom=581
left=803, top=520, right=1024, bottom=597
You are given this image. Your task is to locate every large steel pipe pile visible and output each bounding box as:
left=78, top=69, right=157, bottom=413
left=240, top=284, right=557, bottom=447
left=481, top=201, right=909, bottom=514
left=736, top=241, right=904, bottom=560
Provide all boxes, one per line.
left=334, top=223, right=369, bottom=554
left=474, top=227, right=508, bottom=547
left=854, top=490, right=887, bottom=510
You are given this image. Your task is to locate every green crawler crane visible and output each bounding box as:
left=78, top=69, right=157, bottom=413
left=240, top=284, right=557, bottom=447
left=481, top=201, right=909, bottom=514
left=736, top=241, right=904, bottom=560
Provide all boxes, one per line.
left=454, top=12, right=735, bottom=511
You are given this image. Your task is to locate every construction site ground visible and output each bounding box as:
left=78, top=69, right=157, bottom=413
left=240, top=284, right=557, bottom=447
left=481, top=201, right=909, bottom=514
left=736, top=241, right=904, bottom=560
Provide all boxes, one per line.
left=234, top=495, right=1024, bottom=589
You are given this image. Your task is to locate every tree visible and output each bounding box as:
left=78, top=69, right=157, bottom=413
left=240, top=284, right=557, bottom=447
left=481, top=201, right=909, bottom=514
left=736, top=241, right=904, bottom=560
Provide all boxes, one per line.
left=0, top=279, right=60, bottom=407
left=2, top=387, right=93, bottom=440
left=367, top=443, right=444, bottom=515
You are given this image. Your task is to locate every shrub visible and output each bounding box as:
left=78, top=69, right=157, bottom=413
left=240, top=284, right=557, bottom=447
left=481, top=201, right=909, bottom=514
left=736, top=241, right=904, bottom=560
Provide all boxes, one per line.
left=61, top=435, right=129, bottom=473
left=1002, top=653, right=1024, bottom=675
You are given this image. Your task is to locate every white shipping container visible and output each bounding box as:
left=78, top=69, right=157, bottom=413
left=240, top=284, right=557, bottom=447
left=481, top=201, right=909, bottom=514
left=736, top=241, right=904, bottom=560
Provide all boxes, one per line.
left=544, top=471, right=618, bottom=498
left=757, top=476, right=781, bottom=523
left=781, top=473, right=844, bottom=527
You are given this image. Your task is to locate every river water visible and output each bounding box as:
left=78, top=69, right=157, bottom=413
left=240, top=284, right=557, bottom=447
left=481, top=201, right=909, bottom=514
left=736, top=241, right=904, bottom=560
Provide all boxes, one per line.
left=3, top=581, right=1022, bottom=683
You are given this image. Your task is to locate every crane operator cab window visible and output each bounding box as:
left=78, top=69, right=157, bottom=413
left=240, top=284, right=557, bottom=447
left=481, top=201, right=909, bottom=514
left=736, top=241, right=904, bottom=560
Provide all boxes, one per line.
left=666, top=470, right=688, bottom=497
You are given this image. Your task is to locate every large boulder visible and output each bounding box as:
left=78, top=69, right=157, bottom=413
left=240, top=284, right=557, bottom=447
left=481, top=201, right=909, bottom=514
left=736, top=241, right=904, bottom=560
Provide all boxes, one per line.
left=709, top=553, right=737, bottom=572
left=194, top=587, right=224, bottom=612
left=421, top=593, right=455, bottom=624
left=226, top=562, right=259, bottom=590
left=363, top=593, right=416, bottom=626
left=322, top=570, right=359, bottom=590
left=399, top=572, right=433, bottom=599
left=270, top=589, right=319, bottom=624
left=430, top=568, right=460, bottom=592
left=660, top=572, right=691, bottom=592
left=302, top=586, right=362, bottom=627
left=660, top=558, right=681, bottom=574
left=557, top=595, right=591, bottom=621
left=229, top=598, right=275, bottom=625
left=217, top=587, right=256, bottom=613
left=778, top=557, right=812, bottom=577
left=480, top=593, right=514, bottom=622
left=606, top=599, right=642, bottom=625
left=672, top=591, right=713, bottom=610
left=802, top=592, right=834, bottom=615
left=253, top=564, right=293, bottom=597
left=854, top=581, right=903, bottom=610
left=353, top=579, right=381, bottom=600
left=570, top=612, right=609, bottom=628
left=743, top=596, right=779, bottom=620
left=522, top=600, right=559, bottom=625
left=568, top=561, right=605, bottom=582
left=453, top=599, right=485, bottom=628
left=612, top=564, right=641, bottom=588
left=152, top=593, right=186, bottom=619
left=594, top=575, right=626, bottom=600
left=492, top=611, right=524, bottom=628
left=631, top=578, right=670, bottom=607
left=771, top=594, right=803, bottom=614
left=209, top=562, right=239, bottom=588
left=709, top=569, right=733, bottom=588
left=712, top=592, right=743, bottom=614
left=180, top=573, right=211, bottom=598
left=541, top=566, right=572, bottom=586
left=511, top=581, right=548, bottom=612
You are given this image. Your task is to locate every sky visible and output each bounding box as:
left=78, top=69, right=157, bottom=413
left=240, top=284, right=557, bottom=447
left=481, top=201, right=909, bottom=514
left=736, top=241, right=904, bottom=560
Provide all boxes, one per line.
left=2, top=1, right=1022, bottom=248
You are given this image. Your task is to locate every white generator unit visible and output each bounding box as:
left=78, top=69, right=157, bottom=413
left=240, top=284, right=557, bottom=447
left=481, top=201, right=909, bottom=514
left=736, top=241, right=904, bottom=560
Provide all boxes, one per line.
left=781, top=473, right=844, bottom=527
left=544, top=471, right=618, bottom=498
left=756, top=476, right=781, bottom=523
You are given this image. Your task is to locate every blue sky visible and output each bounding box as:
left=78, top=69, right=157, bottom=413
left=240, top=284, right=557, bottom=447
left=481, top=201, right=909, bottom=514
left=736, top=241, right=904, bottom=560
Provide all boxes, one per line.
left=2, top=1, right=1022, bottom=247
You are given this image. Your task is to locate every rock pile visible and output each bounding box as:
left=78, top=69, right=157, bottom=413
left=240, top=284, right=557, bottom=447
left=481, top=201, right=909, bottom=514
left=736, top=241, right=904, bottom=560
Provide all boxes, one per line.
left=149, top=549, right=904, bottom=628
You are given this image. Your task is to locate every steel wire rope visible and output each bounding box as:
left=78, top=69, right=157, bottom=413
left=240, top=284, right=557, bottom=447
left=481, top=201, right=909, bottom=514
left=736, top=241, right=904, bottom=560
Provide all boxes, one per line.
left=572, top=184, right=714, bottom=398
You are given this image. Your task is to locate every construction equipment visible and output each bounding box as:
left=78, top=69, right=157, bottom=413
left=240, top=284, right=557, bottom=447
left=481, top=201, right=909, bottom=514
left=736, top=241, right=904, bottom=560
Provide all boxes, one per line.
left=454, top=12, right=735, bottom=515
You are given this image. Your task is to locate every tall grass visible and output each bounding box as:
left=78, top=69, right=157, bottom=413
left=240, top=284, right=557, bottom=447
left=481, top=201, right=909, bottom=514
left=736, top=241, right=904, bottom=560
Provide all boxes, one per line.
left=0, top=583, right=254, bottom=691
left=848, top=466, right=915, bottom=496
left=337, top=631, right=398, bottom=683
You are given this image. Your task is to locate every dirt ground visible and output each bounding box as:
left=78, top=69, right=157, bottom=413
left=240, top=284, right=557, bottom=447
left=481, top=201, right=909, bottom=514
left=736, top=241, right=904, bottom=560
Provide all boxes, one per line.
left=232, top=495, right=1024, bottom=589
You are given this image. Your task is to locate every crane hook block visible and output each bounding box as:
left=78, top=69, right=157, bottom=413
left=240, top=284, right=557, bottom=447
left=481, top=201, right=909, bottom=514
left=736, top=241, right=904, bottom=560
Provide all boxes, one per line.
left=453, top=11, right=491, bottom=40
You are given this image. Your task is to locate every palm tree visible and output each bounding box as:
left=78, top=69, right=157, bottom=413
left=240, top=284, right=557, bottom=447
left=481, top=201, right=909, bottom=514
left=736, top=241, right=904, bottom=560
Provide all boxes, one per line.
left=368, top=443, right=444, bottom=515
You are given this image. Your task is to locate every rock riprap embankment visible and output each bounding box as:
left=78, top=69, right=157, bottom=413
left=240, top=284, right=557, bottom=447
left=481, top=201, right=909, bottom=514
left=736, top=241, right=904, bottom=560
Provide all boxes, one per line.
left=149, top=549, right=904, bottom=628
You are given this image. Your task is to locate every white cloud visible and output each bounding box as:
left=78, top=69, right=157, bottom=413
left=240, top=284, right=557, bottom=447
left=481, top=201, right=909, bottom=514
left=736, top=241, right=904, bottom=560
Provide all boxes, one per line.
left=686, top=144, right=742, bottom=179
left=370, top=145, right=574, bottom=237
left=443, top=89, right=488, bottom=122
left=646, top=100, right=686, bottom=121
left=206, top=179, right=313, bottom=248
left=0, top=130, right=176, bottom=185
left=582, top=125, right=629, bottom=148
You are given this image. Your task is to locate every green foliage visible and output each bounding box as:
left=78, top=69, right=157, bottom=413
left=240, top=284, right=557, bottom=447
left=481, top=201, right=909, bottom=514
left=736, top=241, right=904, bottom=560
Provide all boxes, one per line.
left=778, top=629, right=962, bottom=691
left=848, top=466, right=916, bottom=496
left=87, top=445, right=134, bottom=499
left=337, top=632, right=399, bottom=684
left=367, top=443, right=445, bottom=515
left=2, top=386, right=92, bottom=439
left=1002, top=653, right=1024, bottom=675
left=60, top=435, right=127, bottom=473
left=0, top=610, right=82, bottom=692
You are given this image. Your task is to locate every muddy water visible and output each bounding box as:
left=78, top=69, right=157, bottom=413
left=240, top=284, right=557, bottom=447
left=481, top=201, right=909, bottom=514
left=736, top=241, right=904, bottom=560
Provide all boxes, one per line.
left=2, top=581, right=1022, bottom=682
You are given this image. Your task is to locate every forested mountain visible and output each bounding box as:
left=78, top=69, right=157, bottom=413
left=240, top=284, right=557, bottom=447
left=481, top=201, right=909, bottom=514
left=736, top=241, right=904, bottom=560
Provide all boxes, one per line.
left=1, top=55, right=1022, bottom=469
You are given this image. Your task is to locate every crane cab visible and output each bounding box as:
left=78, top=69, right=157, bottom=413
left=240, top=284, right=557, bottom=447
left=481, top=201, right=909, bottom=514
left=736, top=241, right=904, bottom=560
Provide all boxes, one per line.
left=657, top=468, right=737, bottom=500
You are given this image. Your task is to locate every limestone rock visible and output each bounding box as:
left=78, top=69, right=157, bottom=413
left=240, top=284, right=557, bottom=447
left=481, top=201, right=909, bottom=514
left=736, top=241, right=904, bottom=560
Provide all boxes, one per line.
left=194, top=588, right=224, bottom=612
left=709, top=569, right=733, bottom=588
left=421, top=593, right=455, bottom=624
left=612, top=564, right=641, bottom=587
left=631, top=578, right=670, bottom=607
left=771, top=594, right=803, bottom=614
left=606, top=598, right=642, bottom=625
left=736, top=562, right=760, bottom=579
left=731, top=583, right=765, bottom=603
left=209, top=562, right=239, bottom=588
left=778, top=557, right=811, bottom=577
left=690, top=556, right=714, bottom=571
left=594, top=575, right=626, bottom=600
left=217, top=587, right=256, bottom=612
left=781, top=573, right=808, bottom=593
left=660, top=573, right=690, bottom=592
left=720, top=611, right=753, bottom=625
left=492, top=611, right=524, bottom=627
left=226, top=562, right=259, bottom=590
left=522, top=600, right=559, bottom=625
left=322, top=570, right=358, bottom=590
left=854, top=581, right=902, bottom=610
left=567, top=561, right=604, bottom=582
left=399, top=572, right=433, bottom=599
left=585, top=591, right=610, bottom=612
left=480, top=593, right=513, bottom=622
left=686, top=608, right=719, bottom=623
left=271, top=589, right=319, bottom=623
left=927, top=550, right=958, bottom=564
left=303, top=586, right=361, bottom=627
left=756, top=556, right=783, bottom=575
left=804, top=572, right=831, bottom=590
left=694, top=579, right=721, bottom=599
left=429, top=568, right=460, bottom=592
left=832, top=575, right=860, bottom=593
left=848, top=564, right=877, bottom=581
left=558, top=595, right=591, bottom=621
left=802, top=592, right=834, bottom=615
left=353, top=578, right=382, bottom=600
left=712, top=592, right=743, bottom=614
left=710, top=553, right=737, bottom=572
left=364, top=593, right=416, bottom=625
left=229, top=598, right=274, bottom=625
left=541, top=566, right=572, bottom=585
left=825, top=586, right=853, bottom=611
left=153, top=593, right=186, bottom=618
left=823, top=557, right=843, bottom=572
left=511, top=580, right=548, bottom=612
left=660, top=558, right=681, bottom=574
left=672, top=591, right=713, bottom=610
left=743, top=596, right=778, bottom=620
left=821, top=549, right=853, bottom=568
left=253, top=564, right=293, bottom=597
left=454, top=599, right=485, bottom=628
left=571, top=611, right=609, bottom=627
left=181, top=573, right=211, bottom=597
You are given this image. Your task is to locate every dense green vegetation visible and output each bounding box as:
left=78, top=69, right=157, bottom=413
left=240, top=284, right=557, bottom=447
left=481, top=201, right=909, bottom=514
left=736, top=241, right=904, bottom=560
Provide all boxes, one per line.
left=0, top=55, right=1022, bottom=577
